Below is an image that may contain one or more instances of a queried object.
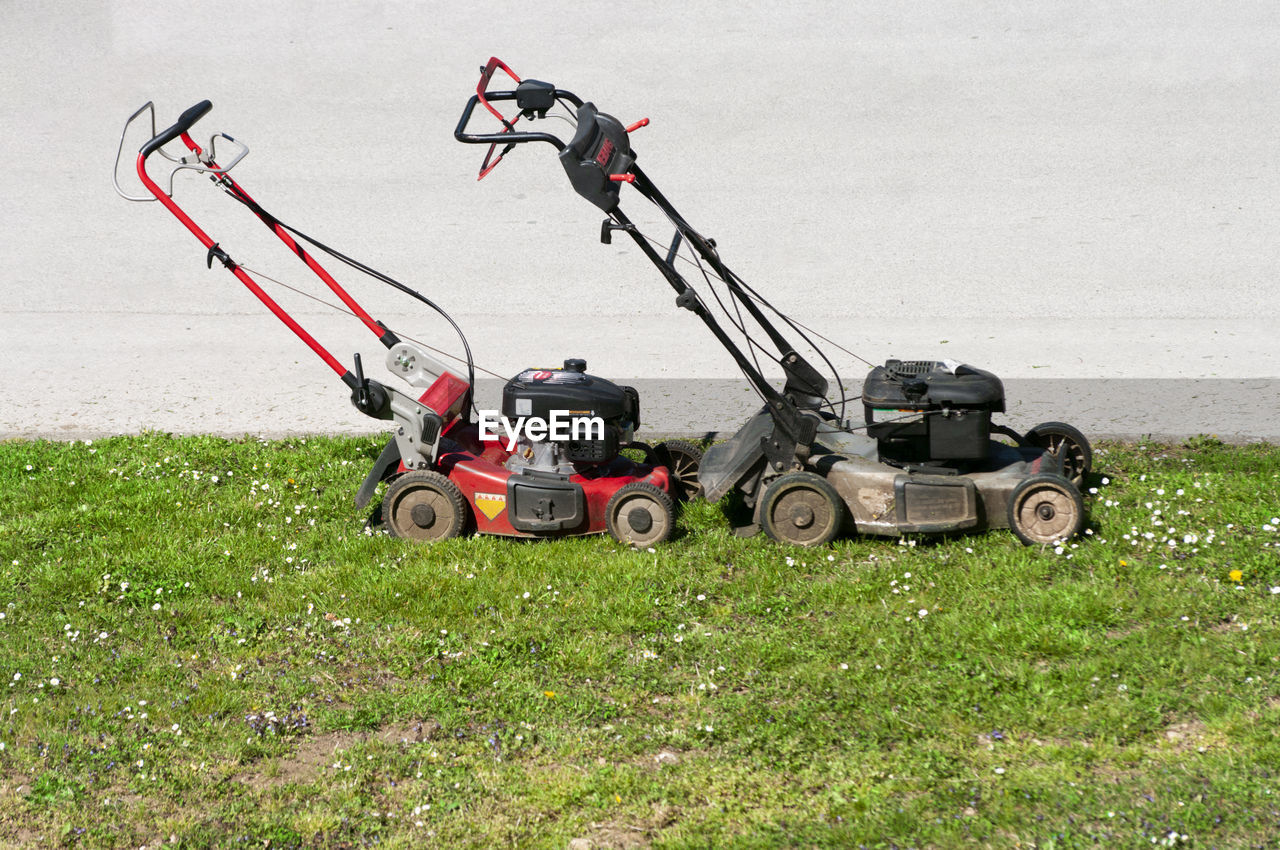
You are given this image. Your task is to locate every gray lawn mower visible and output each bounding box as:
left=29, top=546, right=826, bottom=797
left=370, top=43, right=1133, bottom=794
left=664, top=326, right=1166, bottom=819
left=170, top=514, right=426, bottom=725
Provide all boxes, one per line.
left=455, top=58, right=1092, bottom=547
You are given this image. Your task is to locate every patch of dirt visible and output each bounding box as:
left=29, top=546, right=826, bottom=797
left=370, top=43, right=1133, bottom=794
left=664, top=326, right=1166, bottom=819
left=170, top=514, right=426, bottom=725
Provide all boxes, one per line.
left=568, top=805, right=676, bottom=850
left=1208, top=616, right=1244, bottom=634
left=1163, top=719, right=1207, bottom=752
left=613, top=748, right=695, bottom=772
left=375, top=719, right=441, bottom=746
left=304, top=666, right=406, bottom=706
left=240, top=719, right=440, bottom=789
left=0, top=826, right=40, bottom=847
left=2, top=774, right=31, bottom=798
left=101, top=784, right=144, bottom=808
left=1028, top=737, right=1091, bottom=750
left=250, top=730, right=364, bottom=789
left=568, top=828, right=648, bottom=850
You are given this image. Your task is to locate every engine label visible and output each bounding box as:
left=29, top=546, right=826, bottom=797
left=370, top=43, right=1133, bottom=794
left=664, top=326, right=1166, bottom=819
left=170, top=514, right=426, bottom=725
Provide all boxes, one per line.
left=474, top=492, right=507, bottom=521
left=477, top=409, right=606, bottom=451
left=869, top=408, right=924, bottom=424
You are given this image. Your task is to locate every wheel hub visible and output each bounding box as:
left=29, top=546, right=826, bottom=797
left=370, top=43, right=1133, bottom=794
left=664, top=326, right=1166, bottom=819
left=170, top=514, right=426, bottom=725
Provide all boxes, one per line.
left=627, top=507, right=653, bottom=534
left=1036, top=503, right=1056, bottom=521
left=410, top=503, right=437, bottom=528
left=790, top=504, right=815, bottom=528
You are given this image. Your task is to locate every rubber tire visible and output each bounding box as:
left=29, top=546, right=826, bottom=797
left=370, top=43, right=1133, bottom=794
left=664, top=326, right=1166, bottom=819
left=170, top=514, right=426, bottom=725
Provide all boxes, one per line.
left=1024, top=421, right=1092, bottom=486
left=605, top=481, right=676, bottom=547
left=758, top=471, right=845, bottom=548
left=382, top=470, right=467, bottom=542
left=654, top=439, right=704, bottom=502
left=1006, top=473, right=1085, bottom=546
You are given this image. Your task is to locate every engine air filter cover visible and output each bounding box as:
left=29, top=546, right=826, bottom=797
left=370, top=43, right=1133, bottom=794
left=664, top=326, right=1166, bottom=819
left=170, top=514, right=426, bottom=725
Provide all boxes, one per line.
left=862, top=360, right=1005, bottom=412
left=863, top=360, right=1005, bottom=463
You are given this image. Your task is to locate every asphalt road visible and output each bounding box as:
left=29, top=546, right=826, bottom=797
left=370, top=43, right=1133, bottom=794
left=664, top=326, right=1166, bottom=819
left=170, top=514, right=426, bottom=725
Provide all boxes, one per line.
left=2, top=2, right=1277, bottom=442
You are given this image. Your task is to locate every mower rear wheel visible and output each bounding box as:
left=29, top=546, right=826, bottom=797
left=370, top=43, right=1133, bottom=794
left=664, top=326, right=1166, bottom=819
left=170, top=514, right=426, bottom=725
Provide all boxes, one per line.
left=606, top=482, right=676, bottom=547
left=382, top=470, right=467, bottom=542
left=1007, top=473, right=1084, bottom=546
left=654, top=439, right=704, bottom=501
left=1024, top=421, right=1092, bottom=486
left=759, top=471, right=845, bottom=547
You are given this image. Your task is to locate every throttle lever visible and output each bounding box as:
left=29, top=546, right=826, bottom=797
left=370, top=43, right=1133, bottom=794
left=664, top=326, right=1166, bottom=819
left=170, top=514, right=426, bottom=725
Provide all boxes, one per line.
left=350, top=352, right=390, bottom=418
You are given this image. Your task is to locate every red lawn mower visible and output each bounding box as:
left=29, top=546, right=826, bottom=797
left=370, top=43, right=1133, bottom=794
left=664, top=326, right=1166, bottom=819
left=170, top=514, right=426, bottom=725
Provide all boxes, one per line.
left=455, top=58, right=1093, bottom=547
left=113, top=100, right=695, bottom=546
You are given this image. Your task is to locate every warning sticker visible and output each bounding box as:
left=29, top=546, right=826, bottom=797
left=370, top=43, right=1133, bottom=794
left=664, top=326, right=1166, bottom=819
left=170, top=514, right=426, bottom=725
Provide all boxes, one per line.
left=474, top=492, right=506, bottom=521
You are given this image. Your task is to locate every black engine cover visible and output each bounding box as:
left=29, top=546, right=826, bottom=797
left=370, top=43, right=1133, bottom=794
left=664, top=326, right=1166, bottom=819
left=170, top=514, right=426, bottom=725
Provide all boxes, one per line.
left=502, top=360, right=639, bottom=464
left=863, top=360, right=1005, bottom=463
left=502, top=365, right=637, bottom=423
left=863, top=360, right=1005, bottom=412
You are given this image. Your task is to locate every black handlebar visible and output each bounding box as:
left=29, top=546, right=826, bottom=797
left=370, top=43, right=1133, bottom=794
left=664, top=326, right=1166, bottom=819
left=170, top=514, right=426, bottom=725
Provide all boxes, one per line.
left=141, top=99, right=212, bottom=158
left=454, top=59, right=830, bottom=453
left=454, top=92, right=567, bottom=150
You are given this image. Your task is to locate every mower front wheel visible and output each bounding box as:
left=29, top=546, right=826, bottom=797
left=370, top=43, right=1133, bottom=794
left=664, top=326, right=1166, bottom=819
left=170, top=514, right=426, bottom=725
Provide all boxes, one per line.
left=1007, top=473, right=1084, bottom=546
left=606, top=482, right=676, bottom=547
left=758, top=471, right=845, bottom=547
left=382, top=470, right=468, bottom=542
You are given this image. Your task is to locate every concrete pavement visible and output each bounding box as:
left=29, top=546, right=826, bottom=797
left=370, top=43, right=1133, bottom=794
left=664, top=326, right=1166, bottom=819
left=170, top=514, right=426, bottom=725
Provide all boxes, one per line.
left=2, top=2, right=1277, bottom=441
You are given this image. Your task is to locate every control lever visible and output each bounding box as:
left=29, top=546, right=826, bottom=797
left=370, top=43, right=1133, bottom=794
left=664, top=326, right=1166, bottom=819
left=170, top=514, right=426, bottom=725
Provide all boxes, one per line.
left=350, top=352, right=390, bottom=418
left=603, top=120, right=648, bottom=184
left=599, top=119, right=645, bottom=184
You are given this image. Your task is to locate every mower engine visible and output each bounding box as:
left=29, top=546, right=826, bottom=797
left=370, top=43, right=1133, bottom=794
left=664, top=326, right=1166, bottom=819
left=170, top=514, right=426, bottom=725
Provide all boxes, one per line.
left=500, top=358, right=640, bottom=474
left=863, top=359, right=1006, bottom=466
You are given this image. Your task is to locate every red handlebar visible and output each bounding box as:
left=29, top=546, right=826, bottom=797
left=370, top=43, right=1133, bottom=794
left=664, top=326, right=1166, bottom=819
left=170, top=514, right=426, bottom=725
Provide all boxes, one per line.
left=477, top=56, right=522, bottom=125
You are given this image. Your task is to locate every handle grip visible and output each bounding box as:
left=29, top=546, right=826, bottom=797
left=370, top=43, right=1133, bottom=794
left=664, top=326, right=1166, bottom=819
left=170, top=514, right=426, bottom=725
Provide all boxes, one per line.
left=141, top=100, right=212, bottom=158
left=455, top=93, right=568, bottom=149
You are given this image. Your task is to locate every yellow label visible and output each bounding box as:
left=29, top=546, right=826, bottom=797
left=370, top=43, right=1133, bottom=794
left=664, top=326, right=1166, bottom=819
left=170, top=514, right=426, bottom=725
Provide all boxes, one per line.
left=474, top=492, right=506, bottom=521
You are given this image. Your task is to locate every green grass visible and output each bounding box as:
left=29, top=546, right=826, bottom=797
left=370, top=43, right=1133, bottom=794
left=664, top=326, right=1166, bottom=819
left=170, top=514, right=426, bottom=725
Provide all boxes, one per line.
left=1, top=433, right=1278, bottom=848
